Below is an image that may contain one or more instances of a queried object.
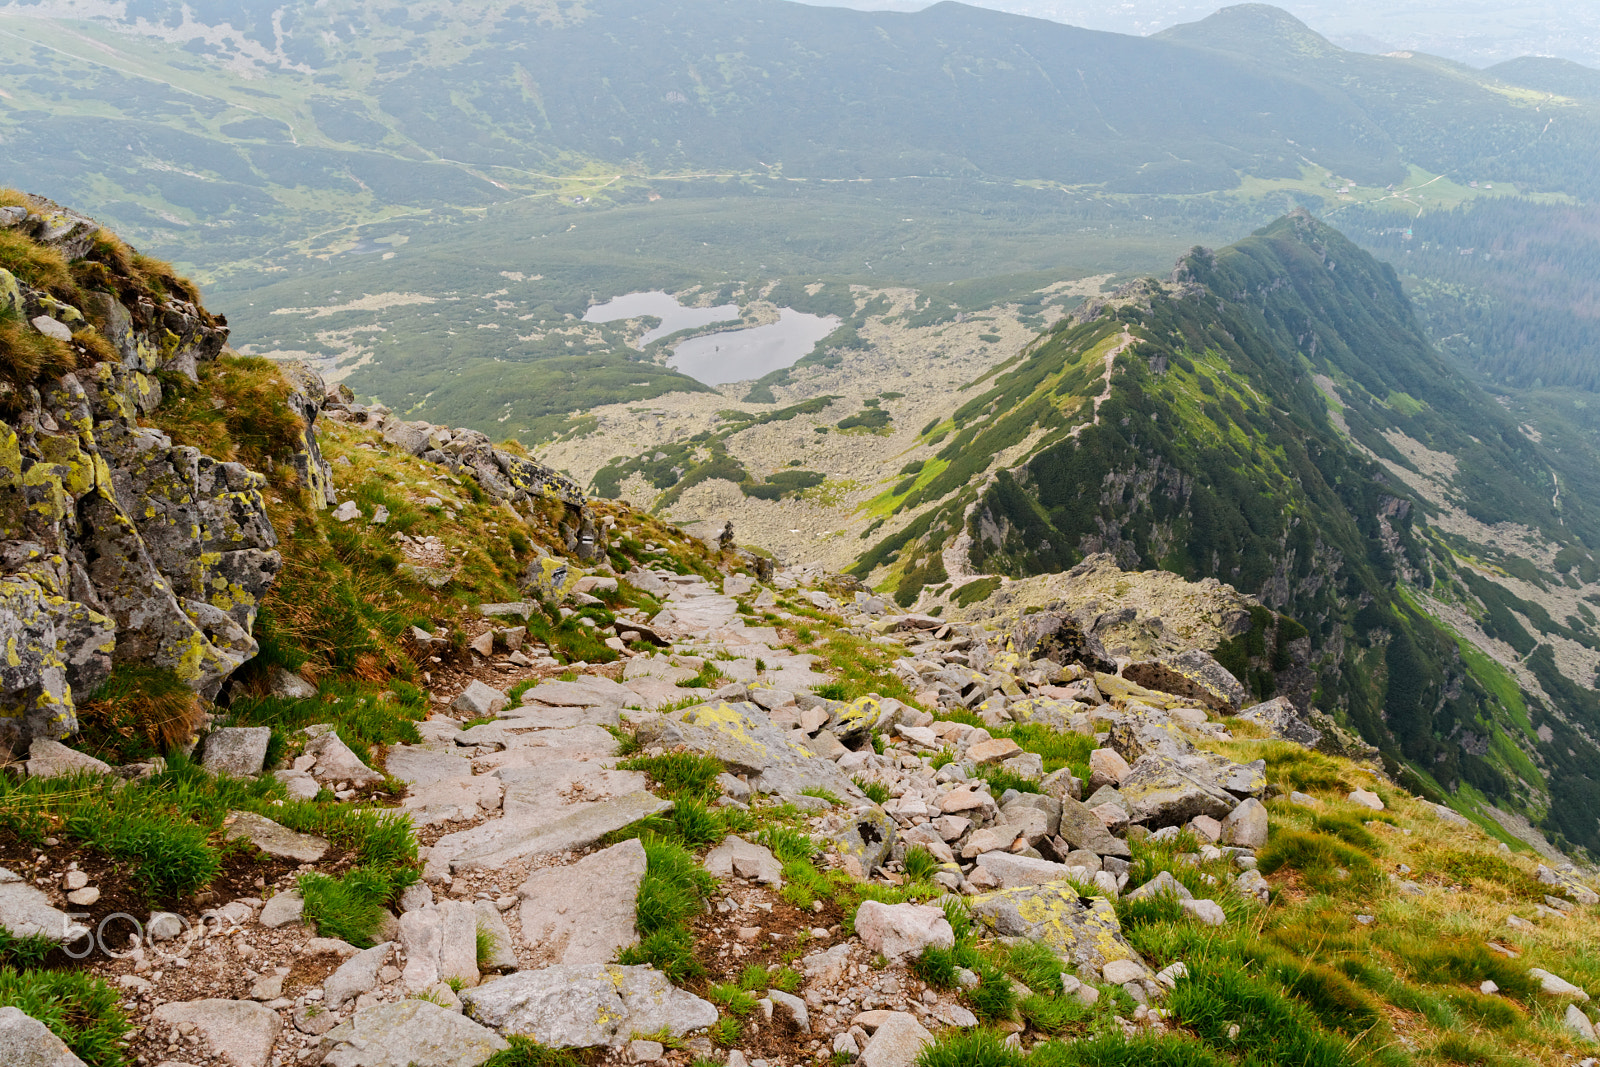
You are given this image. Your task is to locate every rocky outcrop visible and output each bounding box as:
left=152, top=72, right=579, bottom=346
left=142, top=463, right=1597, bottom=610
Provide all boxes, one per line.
left=1, top=196, right=285, bottom=757
left=322, top=401, right=603, bottom=559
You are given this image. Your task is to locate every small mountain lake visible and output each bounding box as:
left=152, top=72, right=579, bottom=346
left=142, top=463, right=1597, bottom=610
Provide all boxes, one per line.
left=581, top=291, right=740, bottom=347
left=667, top=309, right=840, bottom=386
left=583, top=291, right=839, bottom=386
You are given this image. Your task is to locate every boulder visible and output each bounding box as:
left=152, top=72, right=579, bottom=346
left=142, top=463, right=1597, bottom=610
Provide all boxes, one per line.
left=0, top=1005, right=87, bottom=1067
left=832, top=806, right=899, bottom=876
left=635, top=701, right=861, bottom=799
left=1122, top=650, right=1246, bottom=713
left=302, top=730, right=382, bottom=786
left=1118, top=750, right=1264, bottom=827
left=258, top=890, right=304, bottom=929
left=703, top=836, right=784, bottom=887
left=1236, top=696, right=1322, bottom=748
left=858, top=1012, right=934, bottom=1067
left=324, top=942, right=394, bottom=1011
left=150, top=1000, right=281, bottom=1067
left=1220, top=798, right=1269, bottom=850
left=1565, top=1004, right=1598, bottom=1044
left=451, top=681, right=509, bottom=718
left=853, top=901, right=954, bottom=962
left=320, top=999, right=509, bottom=1067
left=1125, top=871, right=1192, bottom=903
left=1056, top=797, right=1131, bottom=858
left=201, top=727, right=272, bottom=777
left=1347, top=789, right=1384, bottom=811
left=0, top=868, right=90, bottom=945
left=1179, top=898, right=1227, bottom=926
left=1530, top=968, right=1591, bottom=1001
left=461, top=964, right=717, bottom=1048
left=1088, top=748, right=1130, bottom=789
left=518, top=838, right=647, bottom=966
left=973, top=852, right=1080, bottom=889
left=474, top=900, right=519, bottom=973
left=967, top=883, right=1142, bottom=972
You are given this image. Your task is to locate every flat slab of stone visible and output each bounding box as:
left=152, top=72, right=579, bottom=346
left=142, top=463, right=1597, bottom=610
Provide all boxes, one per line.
left=432, top=764, right=672, bottom=874
left=636, top=701, right=861, bottom=798
left=401, top=776, right=504, bottom=828
left=0, top=869, right=90, bottom=944
left=223, top=812, right=329, bottom=863
left=462, top=964, right=717, bottom=1048
left=518, top=676, right=629, bottom=708
left=258, top=890, right=304, bottom=929
left=150, top=999, right=281, bottom=1067
left=320, top=999, right=508, bottom=1067
left=974, top=852, right=1079, bottom=889
left=519, top=837, right=646, bottom=966
left=25, top=740, right=111, bottom=780
left=0, top=1004, right=87, bottom=1067
left=385, top=745, right=473, bottom=788
left=325, top=942, right=393, bottom=1011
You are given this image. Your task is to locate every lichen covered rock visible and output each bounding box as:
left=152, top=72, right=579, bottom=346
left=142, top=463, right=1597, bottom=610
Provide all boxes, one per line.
left=967, top=882, right=1142, bottom=971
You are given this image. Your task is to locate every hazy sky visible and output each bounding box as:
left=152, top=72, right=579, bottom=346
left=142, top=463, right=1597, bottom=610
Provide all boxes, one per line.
left=785, top=1, right=1600, bottom=68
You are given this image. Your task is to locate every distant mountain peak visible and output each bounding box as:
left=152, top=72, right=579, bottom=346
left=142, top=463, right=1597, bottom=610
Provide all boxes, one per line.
left=1158, top=3, right=1342, bottom=60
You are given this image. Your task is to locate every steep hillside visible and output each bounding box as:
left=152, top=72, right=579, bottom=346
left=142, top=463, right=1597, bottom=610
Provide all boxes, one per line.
left=10, top=193, right=1600, bottom=1067
left=852, top=212, right=1600, bottom=857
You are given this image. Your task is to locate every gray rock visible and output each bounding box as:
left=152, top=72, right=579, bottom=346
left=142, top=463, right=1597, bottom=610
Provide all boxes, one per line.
left=223, top=812, right=329, bottom=863
left=293, top=1003, right=340, bottom=1036
left=1530, top=967, right=1591, bottom=1001
left=1566, top=1004, right=1598, bottom=1043
left=461, top=964, right=718, bottom=1048
left=973, top=852, right=1079, bottom=889
left=320, top=999, right=509, bottom=1067
left=432, top=763, right=671, bottom=875
left=703, top=836, right=784, bottom=887
left=31, top=315, right=72, bottom=342
left=634, top=700, right=861, bottom=799
left=450, top=681, right=509, bottom=718
left=267, top=667, right=317, bottom=700
left=302, top=730, right=382, bottom=787
left=1235, top=869, right=1271, bottom=904
left=0, top=1005, right=87, bottom=1067
left=768, top=989, right=810, bottom=1033
left=1119, top=750, right=1264, bottom=827
left=25, top=740, right=111, bottom=780
left=1125, top=871, right=1193, bottom=903
left=474, top=900, right=518, bottom=973
left=1122, top=650, right=1246, bottom=713
left=967, top=883, right=1142, bottom=972
left=1056, top=797, right=1130, bottom=858
left=853, top=901, right=954, bottom=961
left=1220, top=798, right=1269, bottom=849
left=1179, top=898, right=1227, bottom=926
left=149, top=999, right=281, bottom=1067
left=1236, top=696, right=1322, bottom=749
left=400, top=901, right=479, bottom=991
left=202, top=727, right=272, bottom=777
left=858, top=1011, right=933, bottom=1067
left=273, top=769, right=320, bottom=801
left=518, top=837, right=646, bottom=966
left=0, top=869, right=90, bottom=944
left=259, top=890, right=304, bottom=929
left=325, top=942, right=393, bottom=1010
left=832, top=806, right=898, bottom=875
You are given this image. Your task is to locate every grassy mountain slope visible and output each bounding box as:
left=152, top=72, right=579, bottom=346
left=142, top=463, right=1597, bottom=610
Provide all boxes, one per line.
left=853, top=212, right=1600, bottom=856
